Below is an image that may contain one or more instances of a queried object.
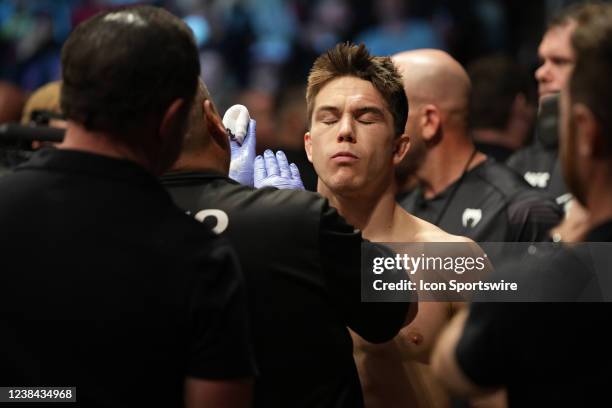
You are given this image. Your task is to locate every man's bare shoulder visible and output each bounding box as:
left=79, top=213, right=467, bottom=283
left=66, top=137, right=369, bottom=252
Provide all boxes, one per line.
left=404, top=210, right=473, bottom=244
left=399, top=211, right=486, bottom=271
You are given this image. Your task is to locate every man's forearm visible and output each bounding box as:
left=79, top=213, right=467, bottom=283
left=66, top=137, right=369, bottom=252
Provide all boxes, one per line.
left=185, top=377, right=253, bottom=408
left=431, top=309, right=495, bottom=397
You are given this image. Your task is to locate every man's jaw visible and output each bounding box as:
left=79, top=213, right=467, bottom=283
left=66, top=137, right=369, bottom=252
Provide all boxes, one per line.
left=317, top=171, right=362, bottom=198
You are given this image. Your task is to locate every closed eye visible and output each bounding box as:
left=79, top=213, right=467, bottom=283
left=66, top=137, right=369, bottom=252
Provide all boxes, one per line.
left=315, top=106, right=340, bottom=125
left=321, top=119, right=338, bottom=125
left=550, top=56, right=572, bottom=66
left=357, top=113, right=381, bottom=125
left=358, top=119, right=375, bottom=125
left=355, top=108, right=384, bottom=125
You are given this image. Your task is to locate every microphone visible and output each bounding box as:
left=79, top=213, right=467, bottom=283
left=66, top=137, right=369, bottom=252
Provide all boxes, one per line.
left=0, top=123, right=65, bottom=150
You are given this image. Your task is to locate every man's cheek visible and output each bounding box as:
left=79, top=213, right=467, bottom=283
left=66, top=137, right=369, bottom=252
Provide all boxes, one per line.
left=311, top=149, right=327, bottom=176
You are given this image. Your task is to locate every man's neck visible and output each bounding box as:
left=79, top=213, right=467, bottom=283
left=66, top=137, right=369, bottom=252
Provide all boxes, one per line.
left=59, top=122, right=152, bottom=172
left=170, top=150, right=228, bottom=176
left=319, top=180, right=401, bottom=240
left=417, top=140, right=486, bottom=199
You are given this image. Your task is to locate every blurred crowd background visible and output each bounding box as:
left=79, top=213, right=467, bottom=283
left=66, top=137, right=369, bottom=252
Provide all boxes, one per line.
left=0, top=0, right=599, bottom=170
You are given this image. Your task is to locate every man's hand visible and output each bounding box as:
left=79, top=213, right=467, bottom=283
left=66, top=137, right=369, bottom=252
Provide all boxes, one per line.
left=185, top=377, right=253, bottom=408
left=223, top=104, right=250, bottom=145
left=550, top=199, right=590, bottom=243
left=224, top=104, right=256, bottom=186
left=254, top=150, right=305, bottom=190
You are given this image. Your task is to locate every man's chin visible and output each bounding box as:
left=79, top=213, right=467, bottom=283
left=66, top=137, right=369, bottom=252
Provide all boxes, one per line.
left=323, top=178, right=362, bottom=196
left=539, top=89, right=560, bottom=100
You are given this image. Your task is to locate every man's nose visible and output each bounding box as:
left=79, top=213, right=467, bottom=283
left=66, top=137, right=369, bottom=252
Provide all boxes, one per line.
left=535, top=62, right=550, bottom=83
left=337, top=116, right=355, bottom=143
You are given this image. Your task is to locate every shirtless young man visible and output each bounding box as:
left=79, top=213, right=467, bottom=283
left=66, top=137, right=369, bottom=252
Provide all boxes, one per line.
left=304, top=43, right=471, bottom=408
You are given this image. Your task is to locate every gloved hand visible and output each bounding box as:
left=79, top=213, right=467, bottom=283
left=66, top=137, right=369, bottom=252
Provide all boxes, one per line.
left=223, top=104, right=256, bottom=186
left=254, top=149, right=305, bottom=190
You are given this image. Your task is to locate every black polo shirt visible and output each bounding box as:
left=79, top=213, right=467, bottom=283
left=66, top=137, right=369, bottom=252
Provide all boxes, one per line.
left=0, top=149, right=255, bottom=407
left=399, top=158, right=562, bottom=242
left=474, top=141, right=514, bottom=163
left=506, top=143, right=572, bottom=210
left=161, top=171, right=410, bottom=408
left=456, top=220, right=612, bottom=407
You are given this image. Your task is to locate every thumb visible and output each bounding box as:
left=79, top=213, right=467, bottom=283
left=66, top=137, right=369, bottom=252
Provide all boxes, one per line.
left=245, top=119, right=257, bottom=151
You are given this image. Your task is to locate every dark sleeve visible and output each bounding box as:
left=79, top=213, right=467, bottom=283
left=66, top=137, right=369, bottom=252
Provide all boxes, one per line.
left=186, top=238, right=257, bottom=379
left=457, top=245, right=602, bottom=387
left=455, top=300, right=521, bottom=388
left=319, top=202, right=411, bottom=344
left=507, top=189, right=563, bottom=242
left=456, top=254, right=546, bottom=387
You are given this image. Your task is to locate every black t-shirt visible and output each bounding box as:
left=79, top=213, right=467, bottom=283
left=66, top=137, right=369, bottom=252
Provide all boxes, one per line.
left=474, top=142, right=514, bottom=163
left=161, top=171, right=410, bottom=408
left=506, top=142, right=572, bottom=210
left=399, top=158, right=562, bottom=242
left=0, top=149, right=255, bottom=408
left=456, top=220, right=612, bottom=407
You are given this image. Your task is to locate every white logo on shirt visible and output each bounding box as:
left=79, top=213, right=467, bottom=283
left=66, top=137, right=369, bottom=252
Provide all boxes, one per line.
left=462, top=208, right=483, bottom=228
left=524, top=172, right=550, bottom=188
left=194, top=209, right=229, bottom=234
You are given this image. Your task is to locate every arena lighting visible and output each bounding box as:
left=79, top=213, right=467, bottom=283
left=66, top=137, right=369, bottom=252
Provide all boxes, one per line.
left=0, top=123, right=65, bottom=150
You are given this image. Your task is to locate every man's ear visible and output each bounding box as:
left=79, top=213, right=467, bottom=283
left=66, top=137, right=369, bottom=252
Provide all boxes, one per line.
left=393, top=132, right=410, bottom=166
left=203, top=100, right=228, bottom=149
left=421, top=104, right=441, bottom=143
left=304, top=131, right=313, bottom=163
left=160, top=98, right=186, bottom=143
left=572, top=103, right=599, bottom=159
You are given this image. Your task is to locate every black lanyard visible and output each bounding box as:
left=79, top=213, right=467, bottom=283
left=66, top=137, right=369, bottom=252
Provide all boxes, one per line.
left=433, top=148, right=478, bottom=226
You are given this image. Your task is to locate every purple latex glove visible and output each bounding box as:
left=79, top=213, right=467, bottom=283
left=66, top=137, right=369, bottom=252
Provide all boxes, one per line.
left=227, top=118, right=257, bottom=186
left=254, top=150, right=305, bottom=190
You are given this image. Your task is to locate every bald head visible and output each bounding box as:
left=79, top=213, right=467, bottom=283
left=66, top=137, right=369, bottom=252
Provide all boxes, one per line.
left=392, top=49, right=471, bottom=119
left=391, top=50, right=475, bottom=184
left=21, top=81, right=62, bottom=124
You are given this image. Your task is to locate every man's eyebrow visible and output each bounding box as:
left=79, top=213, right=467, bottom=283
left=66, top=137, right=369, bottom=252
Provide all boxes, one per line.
left=354, top=106, right=385, bottom=117
left=315, top=106, right=340, bottom=115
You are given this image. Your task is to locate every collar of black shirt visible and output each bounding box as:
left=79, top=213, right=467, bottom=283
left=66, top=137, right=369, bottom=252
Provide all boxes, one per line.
left=417, top=158, right=490, bottom=203
left=160, top=170, right=234, bottom=185
left=17, top=147, right=161, bottom=188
